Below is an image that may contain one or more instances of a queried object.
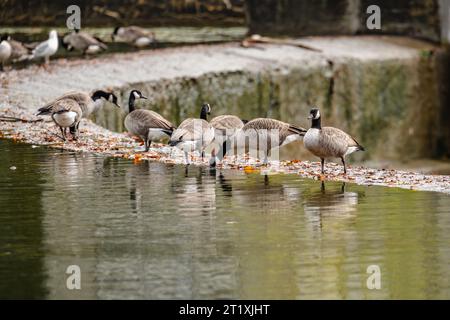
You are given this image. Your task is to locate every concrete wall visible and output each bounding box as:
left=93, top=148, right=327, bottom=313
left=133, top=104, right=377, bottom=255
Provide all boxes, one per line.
left=246, top=0, right=449, bottom=44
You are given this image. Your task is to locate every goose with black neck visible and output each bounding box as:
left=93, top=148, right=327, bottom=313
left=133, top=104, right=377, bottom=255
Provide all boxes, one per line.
left=124, top=90, right=176, bottom=152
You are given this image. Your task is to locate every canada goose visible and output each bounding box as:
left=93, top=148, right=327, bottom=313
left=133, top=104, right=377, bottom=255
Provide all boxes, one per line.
left=29, top=30, right=58, bottom=65
left=0, top=36, right=12, bottom=71
left=49, top=98, right=83, bottom=141
left=37, top=90, right=120, bottom=118
left=62, top=30, right=108, bottom=55
left=234, top=118, right=307, bottom=163
left=209, top=114, right=245, bottom=166
left=112, top=26, right=156, bottom=48
left=8, top=37, right=31, bottom=62
left=124, top=90, right=176, bottom=152
left=169, top=103, right=215, bottom=164
left=303, top=108, right=365, bottom=174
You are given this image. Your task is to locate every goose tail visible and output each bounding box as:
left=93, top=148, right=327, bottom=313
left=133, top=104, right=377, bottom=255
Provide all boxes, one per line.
left=288, top=125, right=308, bottom=136
left=35, top=105, right=53, bottom=116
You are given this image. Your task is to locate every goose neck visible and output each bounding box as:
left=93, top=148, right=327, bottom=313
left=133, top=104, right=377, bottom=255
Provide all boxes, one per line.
left=200, top=109, right=208, bottom=121
left=128, top=94, right=136, bottom=113
left=311, top=118, right=322, bottom=129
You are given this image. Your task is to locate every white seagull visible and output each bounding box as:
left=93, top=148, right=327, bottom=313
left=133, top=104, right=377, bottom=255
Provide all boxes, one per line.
left=29, top=30, right=59, bottom=65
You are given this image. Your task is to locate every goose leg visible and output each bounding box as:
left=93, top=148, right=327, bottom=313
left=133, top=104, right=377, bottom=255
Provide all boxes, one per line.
left=321, top=158, right=325, bottom=174
left=184, top=151, right=190, bottom=165
left=59, top=127, right=66, bottom=141
left=70, top=125, right=78, bottom=141
left=341, top=157, right=347, bottom=174
left=209, top=148, right=217, bottom=168
left=145, top=139, right=152, bottom=152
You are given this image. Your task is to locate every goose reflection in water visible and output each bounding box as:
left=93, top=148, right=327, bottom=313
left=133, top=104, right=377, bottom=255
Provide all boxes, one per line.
left=303, top=181, right=364, bottom=232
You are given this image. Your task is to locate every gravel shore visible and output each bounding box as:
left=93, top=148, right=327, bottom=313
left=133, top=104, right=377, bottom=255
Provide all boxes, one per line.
left=1, top=107, right=449, bottom=195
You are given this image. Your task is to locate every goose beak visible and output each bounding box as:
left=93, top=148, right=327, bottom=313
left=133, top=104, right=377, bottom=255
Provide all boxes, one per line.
left=141, top=95, right=148, bottom=100
left=114, top=102, right=121, bottom=108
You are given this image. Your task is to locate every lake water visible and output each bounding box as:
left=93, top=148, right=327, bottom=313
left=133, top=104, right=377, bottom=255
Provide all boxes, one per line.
left=0, top=139, right=449, bottom=299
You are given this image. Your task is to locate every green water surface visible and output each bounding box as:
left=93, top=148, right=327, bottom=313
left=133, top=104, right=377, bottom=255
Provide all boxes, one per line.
left=0, top=139, right=449, bottom=299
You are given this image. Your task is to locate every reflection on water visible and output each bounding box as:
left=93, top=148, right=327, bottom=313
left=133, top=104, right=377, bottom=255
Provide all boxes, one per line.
left=0, top=139, right=449, bottom=299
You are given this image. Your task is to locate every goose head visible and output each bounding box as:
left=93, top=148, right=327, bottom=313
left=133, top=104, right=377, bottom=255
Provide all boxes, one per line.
left=127, top=90, right=148, bottom=113
left=111, top=27, right=121, bottom=41
left=130, top=89, right=147, bottom=100
left=0, top=34, right=11, bottom=42
left=308, top=108, right=321, bottom=120
left=91, top=90, right=121, bottom=108
left=200, top=103, right=211, bottom=120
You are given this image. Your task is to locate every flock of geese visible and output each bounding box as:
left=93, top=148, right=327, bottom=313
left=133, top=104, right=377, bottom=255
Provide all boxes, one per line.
left=35, top=89, right=365, bottom=174
left=0, top=26, right=156, bottom=69
left=1, top=26, right=364, bottom=174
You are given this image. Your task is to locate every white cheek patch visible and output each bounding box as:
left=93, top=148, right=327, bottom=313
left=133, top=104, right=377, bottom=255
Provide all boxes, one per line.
left=316, top=111, right=320, bottom=119
left=133, top=92, right=139, bottom=99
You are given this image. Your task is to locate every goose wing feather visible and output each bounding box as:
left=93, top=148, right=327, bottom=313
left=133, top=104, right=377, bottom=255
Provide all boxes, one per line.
left=65, top=32, right=108, bottom=50
left=9, top=40, right=30, bottom=60
left=171, top=119, right=211, bottom=142
left=37, top=91, right=90, bottom=116
left=125, top=110, right=175, bottom=138
left=320, top=127, right=364, bottom=156
left=210, top=115, right=244, bottom=132
left=51, top=99, right=82, bottom=117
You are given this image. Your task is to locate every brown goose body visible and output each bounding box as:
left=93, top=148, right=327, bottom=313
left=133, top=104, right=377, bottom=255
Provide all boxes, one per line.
left=9, top=39, right=30, bottom=62
left=304, top=127, right=363, bottom=159
left=210, top=115, right=244, bottom=135
left=124, top=109, right=175, bottom=150
left=169, top=103, right=214, bottom=164
left=241, top=118, right=307, bottom=149
left=223, top=118, right=307, bottom=164
left=50, top=98, right=83, bottom=141
left=170, top=118, right=214, bottom=148
left=63, top=32, right=107, bottom=54
left=36, top=90, right=116, bottom=118
left=304, top=108, right=364, bottom=174
left=113, top=26, right=155, bottom=47
left=37, top=91, right=94, bottom=118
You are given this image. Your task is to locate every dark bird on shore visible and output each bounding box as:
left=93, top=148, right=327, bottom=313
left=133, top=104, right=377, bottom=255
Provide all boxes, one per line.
left=49, top=99, right=82, bottom=141
left=124, top=90, right=176, bottom=152
left=36, top=90, right=120, bottom=118
left=303, top=108, right=365, bottom=174
left=62, top=29, right=108, bottom=55
left=112, top=26, right=156, bottom=48
left=36, top=90, right=120, bottom=138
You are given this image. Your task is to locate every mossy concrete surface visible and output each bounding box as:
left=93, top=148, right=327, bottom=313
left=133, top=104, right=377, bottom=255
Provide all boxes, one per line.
left=1, top=36, right=448, bottom=162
